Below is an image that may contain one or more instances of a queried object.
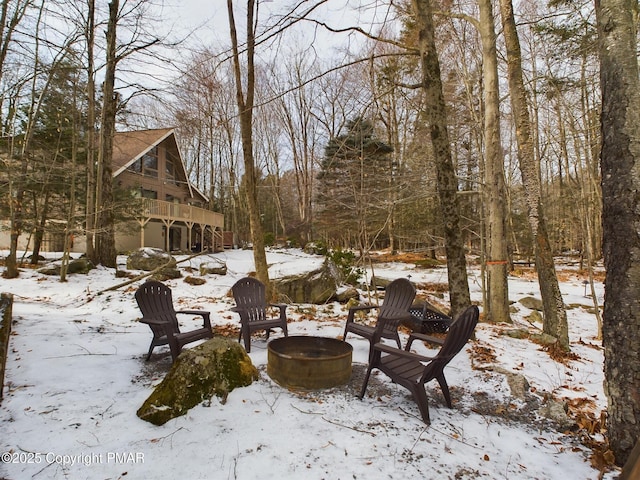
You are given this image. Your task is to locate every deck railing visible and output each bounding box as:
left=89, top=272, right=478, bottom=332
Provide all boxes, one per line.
left=137, top=198, right=224, bottom=228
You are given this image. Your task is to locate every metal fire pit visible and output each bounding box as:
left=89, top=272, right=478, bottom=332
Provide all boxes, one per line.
left=267, top=336, right=353, bottom=390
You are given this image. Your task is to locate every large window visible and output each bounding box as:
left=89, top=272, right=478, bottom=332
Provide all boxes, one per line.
left=141, top=147, right=158, bottom=178
left=165, top=155, right=177, bottom=184
left=141, top=189, right=157, bottom=199
left=127, top=146, right=159, bottom=178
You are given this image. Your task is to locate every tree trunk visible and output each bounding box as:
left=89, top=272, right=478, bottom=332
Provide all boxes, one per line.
left=84, top=0, right=96, bottom=262
left=30, top=190, right=49, bottom=264
left=4, top=1, right=44, bottom=278
left=227, top=0, right=270, bottom=293
left=479, top=0, right=510, bottom=323
left=498, top=0, right=569, bottom=348
left=95, top=0, right=118, bottom=268
left=411, top=0, right=470, bottom=316
left=4, top=158, right=28, bottom=278
left=596, top=0, right=640, bottom=466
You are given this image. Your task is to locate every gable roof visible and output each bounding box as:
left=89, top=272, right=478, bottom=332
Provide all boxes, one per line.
left=112, top=128, right=205, bottom=201
left=112, top=127, right=174, bottom=172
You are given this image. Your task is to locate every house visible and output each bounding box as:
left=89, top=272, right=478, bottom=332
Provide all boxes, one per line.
left=0, top=127, right=226, bottom=253
left=111, top=127, right=225, bottom=253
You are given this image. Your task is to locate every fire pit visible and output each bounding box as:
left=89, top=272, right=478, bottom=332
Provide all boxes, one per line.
left=267, top=336, right=353, bottom=390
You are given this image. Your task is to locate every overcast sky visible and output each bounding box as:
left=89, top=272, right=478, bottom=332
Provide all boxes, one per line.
left=158, top=0, right=391, bottom=59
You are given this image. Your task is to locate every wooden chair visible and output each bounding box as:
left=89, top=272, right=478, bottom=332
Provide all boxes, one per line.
left=135, top=280, right=213, bottom=361
left=230, top=277, right=289, bottom=353
left=343, top=278, right=416, bottom=348
left=359, top=305, right=479, bottom=424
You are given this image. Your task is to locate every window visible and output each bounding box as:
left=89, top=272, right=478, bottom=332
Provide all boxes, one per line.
left=141, top=147, right=158, bottom=178
left=128, top=159, right=142, bottom=173
left=141, top=189, right=157, bottom=199
left=127, top=147, right=158, bottom=178
left=166, top=157, right=176, bottom=183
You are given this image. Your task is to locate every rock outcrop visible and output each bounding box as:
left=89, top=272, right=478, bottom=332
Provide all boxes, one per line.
left=137, top=337, right=258, bottom=425
left=273, top=259, right=340, bottom=304
left=127, top=248, right=181, bottom=279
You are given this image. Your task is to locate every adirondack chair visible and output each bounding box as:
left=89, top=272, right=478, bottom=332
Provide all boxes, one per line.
left=231, top=277, right=289, bottom=353
left=135, top=280, right=213, bottom=361
left=343, top=278, right=416, bottom=349
left=359, top=305, right=479, bottom=424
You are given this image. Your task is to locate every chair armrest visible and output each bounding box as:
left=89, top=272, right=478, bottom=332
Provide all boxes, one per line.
left=269, top=303, right=287, bottom=311
left=176, top=310, right=212, bottom=329
left=176, top=309, right=208, bottom=315
left=269, top=303, right=288, bottom=320
left=374, top=342, right=435, bottom=362
left=406, top=332, right=445, bottom=351
left=346, top=304, right=379, bottom=322
left=138, top=317, right=167, bottom=326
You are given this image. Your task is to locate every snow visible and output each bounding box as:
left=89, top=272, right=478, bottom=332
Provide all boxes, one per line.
left=0, top=248, right=619, bottom=479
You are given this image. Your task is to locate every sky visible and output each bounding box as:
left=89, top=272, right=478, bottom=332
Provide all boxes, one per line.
left=159, top=0, right=391, bottom=60
left=0, top=247, right=622, bottom=479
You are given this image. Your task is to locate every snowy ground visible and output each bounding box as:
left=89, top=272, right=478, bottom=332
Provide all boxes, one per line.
left=0, top=248, right=619, bottom=479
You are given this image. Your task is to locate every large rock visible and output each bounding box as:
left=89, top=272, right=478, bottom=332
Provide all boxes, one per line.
left=137, top=337, right=258, bottom=426
left=274, top=258, right=340, bottom=304
left=200, top=259, right=227, bottom=276
left=127, top=248, right=176, bottom=271
left=539, top=399, right=576, bottom=430
left=38, top=258, right=95, bottom=276
left=519, top=296, right=544, bottom=311
left=127, top=248, right=180, bottom=279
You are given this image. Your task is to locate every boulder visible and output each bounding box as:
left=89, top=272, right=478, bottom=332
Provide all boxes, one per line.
left=502, top=370, right=530, bottom=399
left=370, top=277, right=393, bottom=289
left=530, top=332, right=559, bottom=346
left=127, top=248, right=180, bottom=279
left=127, top=248, right=176, bottom=271
left=539, top=399, right=576, bottom=430
left=152, top=268, right=181, bottom=281
left=37, top=258, right=95, bottom=276
left=68, top=257, right=95, bottom=274
left=526, top=310, right=544, bottom=324
left=273, top=258, right=340, bottom=304
left=502, top=328, right=530, bottom=339
left=334, top=286, right=359, bottom=303
left=200, top=260, right=227, bottom=276
left=137, top=337, right=258, bottom=426
left=519, top=296, right=544, bottom=311
left=184, top=276, right=206, bottom=286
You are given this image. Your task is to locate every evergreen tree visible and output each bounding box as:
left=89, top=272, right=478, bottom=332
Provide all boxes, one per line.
left=316, top=117, right=394, bottom=251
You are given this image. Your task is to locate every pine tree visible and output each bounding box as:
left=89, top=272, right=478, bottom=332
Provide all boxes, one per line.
left=316, top=117, right=394, bottom=252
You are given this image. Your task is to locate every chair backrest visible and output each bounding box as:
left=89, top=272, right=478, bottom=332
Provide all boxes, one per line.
left=378, top=278, right=416, bottom=319
left=135, top=280, right=180, bottom=335
left=421, top=305, right=479, bottom=382
left=231, top=277, right=268, bottom=322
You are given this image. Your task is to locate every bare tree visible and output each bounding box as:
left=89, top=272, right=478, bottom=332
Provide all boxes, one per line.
left=94, top=0, right=119, bottom=268
left=226, top=0, right=270, bottom=291
left=0, top=0, right=34, bottom=131
left=596, top=0, right=640, bottom=466
left=83, top=0, right=97, bottom=262
left=411, top=0, right=471, bottom=316
left=478, top=0, right=509, bottom=323
left=498, top=0, right=569, bottom=349
left=92, top=0, right=162, bottom=267
left=4, top=1, right=78, bottom=278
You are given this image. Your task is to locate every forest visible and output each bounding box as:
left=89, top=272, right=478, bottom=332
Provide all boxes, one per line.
left=0, top=0, right=637, bottom=469
left=0, top=1, right=600, bottom=261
